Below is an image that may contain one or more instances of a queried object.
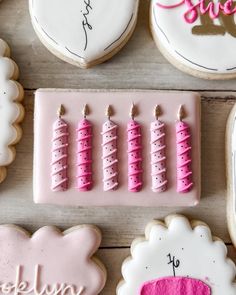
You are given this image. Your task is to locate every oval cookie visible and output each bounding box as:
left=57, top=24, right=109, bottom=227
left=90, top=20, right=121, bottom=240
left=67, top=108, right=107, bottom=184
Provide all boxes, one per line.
left=0, top=39, right=24, bottom=183
left=29, top=0, right=139, bottom=68
left=0, top=224, right=106, bottom=295
left=117, top=214, right=236, bottom=295
left=150, top=0, right=236, bottom=79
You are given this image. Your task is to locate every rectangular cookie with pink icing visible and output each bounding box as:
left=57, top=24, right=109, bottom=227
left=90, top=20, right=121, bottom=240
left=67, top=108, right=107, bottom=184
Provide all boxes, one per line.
left=34, top=89, right=201, bottom=207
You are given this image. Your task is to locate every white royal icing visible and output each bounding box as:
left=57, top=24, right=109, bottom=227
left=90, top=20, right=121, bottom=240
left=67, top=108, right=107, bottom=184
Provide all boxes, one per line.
left=29, top=0, right=139, bottom=64
left=0, top=39, right=21, bottom=167
left=117, top=215, right=236, bottom=295
left=151, top=0, right=236, bottom=74
left=231, top=115, right=236, bottom=221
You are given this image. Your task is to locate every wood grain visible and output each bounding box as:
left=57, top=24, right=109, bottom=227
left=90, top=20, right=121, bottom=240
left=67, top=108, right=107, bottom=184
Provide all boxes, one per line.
left=0, top=0, right=235, bottom=293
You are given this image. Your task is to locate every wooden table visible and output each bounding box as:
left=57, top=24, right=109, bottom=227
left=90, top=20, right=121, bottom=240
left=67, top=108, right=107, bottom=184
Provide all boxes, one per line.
left=0, top=0, right=235, bottom=293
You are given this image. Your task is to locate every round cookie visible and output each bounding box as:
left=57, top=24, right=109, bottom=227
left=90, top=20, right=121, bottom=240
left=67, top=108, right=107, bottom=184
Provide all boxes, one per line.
left=117, top=214, right=236, bottom=294
left=0, top=224, right=106, bottom=295
left=150, top=0, right=236, bottom=79
left=226, top=103, right=236, bottom=248
left=29, top=0, right=140, bottom=68
left=0, top=39, right=24, bottom=183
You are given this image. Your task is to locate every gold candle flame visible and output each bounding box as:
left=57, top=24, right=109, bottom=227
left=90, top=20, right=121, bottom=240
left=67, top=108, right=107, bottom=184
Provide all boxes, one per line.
left=154, top=105, right=162, bottom=119
left=106, top=105, right=113, bottom=120
left=177, top=105, right=186, bottom=121
left=82, top=104, right=90, bottom=118
left=57, top=104, right=65, bottom=118
left=130, top=103, right=137, bottom=120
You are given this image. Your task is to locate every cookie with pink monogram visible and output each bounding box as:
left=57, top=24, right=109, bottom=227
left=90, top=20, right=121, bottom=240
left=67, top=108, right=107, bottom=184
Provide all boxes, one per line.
left=0, top=224, right=106, bottom=295
left=150, top=0, right=236, bottom=79
left=29, top=0, right=139, bottom=68
left=117, top=214, right=236, bottom=295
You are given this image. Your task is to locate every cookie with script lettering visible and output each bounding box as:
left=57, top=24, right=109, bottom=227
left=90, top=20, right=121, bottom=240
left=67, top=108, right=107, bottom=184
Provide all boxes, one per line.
left=29, top=0, right=139, bottom=68
left=0, top=224, right=106, bottom=295
left=0, top=39, right=24, bottom=183
left=117, top=214, right=236, bottom=295
left=150, top=0, right=236, bottom=79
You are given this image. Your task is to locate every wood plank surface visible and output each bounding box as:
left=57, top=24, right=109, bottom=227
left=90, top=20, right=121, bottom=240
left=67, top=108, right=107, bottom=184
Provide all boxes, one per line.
left=0, top=0, right=235, bottom=294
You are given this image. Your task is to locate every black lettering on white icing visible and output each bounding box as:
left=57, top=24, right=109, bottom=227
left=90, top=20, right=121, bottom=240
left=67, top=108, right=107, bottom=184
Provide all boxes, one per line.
left=81, top=0, right=93, bottom=51
left=167, top=253, right=180, bottom=277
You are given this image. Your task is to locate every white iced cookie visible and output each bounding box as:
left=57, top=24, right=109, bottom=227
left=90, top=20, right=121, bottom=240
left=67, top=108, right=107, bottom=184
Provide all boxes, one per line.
left=150, top=0, right=236, bottom=79
left=226, top=103, right=236, bottom=248
left=29, top=0, right=139, bottom=68
left=0, top=39, right=24, bottom=183
left=117, top=214, right=236, bottom=295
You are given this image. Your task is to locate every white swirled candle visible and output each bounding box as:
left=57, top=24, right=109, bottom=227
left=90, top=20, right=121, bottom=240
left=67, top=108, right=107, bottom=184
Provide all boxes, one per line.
left=176, top=105, right=193, bottom=193
left=127, top=103, right=143, bottom=192
left=51, top=105, right=69, bottom=192
left=76, top=104, right=93, bottom=191
left=101, top=105, right=118, bottom=191
left=150, top=105, right=167, bottom=192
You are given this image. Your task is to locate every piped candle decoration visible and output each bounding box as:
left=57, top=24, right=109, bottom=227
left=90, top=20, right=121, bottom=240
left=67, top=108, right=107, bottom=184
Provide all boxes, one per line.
left=76, top=104, right=93, bottom=191
left=176, top=105, right=193, bottom=193
left=150, top=105, right=167, bottom=193
left=101, top=105, right=118, bottom=191
left=51, top=105, right=69, bottom=192
left=127, top=103, right=143, bottom=192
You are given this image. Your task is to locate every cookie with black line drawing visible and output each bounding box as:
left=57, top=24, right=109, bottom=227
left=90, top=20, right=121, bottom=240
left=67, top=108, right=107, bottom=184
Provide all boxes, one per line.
left=29, top=0, right=139, bottom=68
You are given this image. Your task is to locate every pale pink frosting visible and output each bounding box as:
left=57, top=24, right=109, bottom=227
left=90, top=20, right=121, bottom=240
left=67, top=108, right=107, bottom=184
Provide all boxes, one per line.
left=176, top=121, right=193, bottom=193
left=127, top=120, right=142, bottom=192
left=139, top=277, right=211, bottom=295
left=51, top=118, right=69, bottom=192
left=76, top=119, right=93, bottom=191
left=101, top=120, right=118, bottom=191
left=150, top=120, right=167, bottom=192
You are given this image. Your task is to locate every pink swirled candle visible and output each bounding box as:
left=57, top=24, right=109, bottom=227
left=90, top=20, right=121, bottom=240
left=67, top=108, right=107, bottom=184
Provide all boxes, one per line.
left=76, top=105, right=93, bottom=191
left=127, top=104, right=143, bottom=192
left=176, top=105, right=193, bottom=193
left=150, top=106, right=167, bottom=192
left=51, top=105, right=69, bottom=192
left=101, top=106, right=118, bottom=191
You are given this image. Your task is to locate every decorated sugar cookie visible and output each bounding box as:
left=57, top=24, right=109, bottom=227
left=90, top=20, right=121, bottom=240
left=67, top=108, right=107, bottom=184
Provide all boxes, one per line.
left=0, top=39, right=24, bottom=183
left=117, top=215, right=236, bottom=294
left=0, top=224, right=106, bottom=295
left=150, top=0, right=236, bottom=79
left=226, top=104, right=236, bottom=248
left=29, top=0, right=139, bottom=68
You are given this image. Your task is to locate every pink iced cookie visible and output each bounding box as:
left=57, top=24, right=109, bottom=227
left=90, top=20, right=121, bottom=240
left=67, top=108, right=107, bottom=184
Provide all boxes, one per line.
left=102, top=120, right=118, bottom=191
left=77, top=118, right=93, bottom=191
left=51, top=118, right=69, bottom=191
left=127, top=120, right=143, bottom=192
left=0, top=224, right=106, bottom=295
left=150, top=120, right=167, bottom=192
left=139, top=277, right=211, bottom=295
left=176, top=121, right=193, bottom=193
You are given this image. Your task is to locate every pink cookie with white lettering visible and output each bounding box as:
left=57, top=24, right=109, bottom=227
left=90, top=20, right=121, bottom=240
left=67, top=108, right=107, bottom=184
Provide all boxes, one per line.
left=117, top=215, right=236, bottom=295
left=0, top=224, right=106, bottom=295
left=150, top=0, right=236, bottom=79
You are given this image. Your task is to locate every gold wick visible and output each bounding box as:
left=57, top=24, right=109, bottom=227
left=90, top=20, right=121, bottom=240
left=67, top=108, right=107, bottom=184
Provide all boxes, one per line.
left=57, top=104, right=65, bottom=118
left=130, top=103, right=137, bottom=120
left=154, top=105, right=162, bottom=120
left=82, top=104, right=90, bottom=118
left=106, top=105, right=113, bottom=120
left=177, top=105, right=186, bottom=121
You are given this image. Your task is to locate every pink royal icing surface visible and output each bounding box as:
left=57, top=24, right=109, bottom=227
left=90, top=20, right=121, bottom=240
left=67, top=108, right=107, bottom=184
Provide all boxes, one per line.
left=139, top=277, right=211, bottom=295
left=101, top=120, right=118, bottom=191
left=176, top=121, right=193, bottom=193
left=51, top=118, right=69, bottom=191
left=34, top=90, right=201, bottom=207
left=77, top=119, right=93, bottom=191
left=127, top=120, right=143, bottom=192
left=0, top=225, right=106, bottom=295
left=150, top=120, right=167, bottom=192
